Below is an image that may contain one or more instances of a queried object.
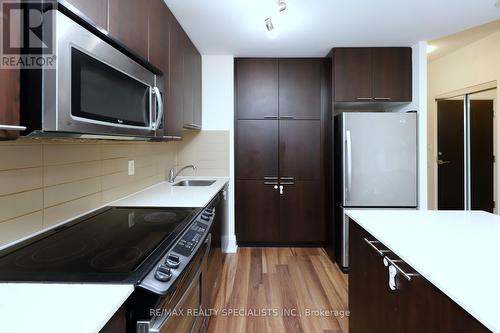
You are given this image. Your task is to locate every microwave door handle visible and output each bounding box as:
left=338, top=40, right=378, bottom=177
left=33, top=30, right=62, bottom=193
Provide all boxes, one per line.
left=152, top=86, right=164, bottom=131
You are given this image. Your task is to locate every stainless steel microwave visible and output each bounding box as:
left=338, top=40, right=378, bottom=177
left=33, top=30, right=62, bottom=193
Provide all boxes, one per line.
left=25, top=10, right=164, bottom=140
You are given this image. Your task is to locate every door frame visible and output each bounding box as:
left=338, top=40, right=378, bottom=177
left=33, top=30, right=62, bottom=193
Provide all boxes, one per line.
left=432, top=81, right=497, bottom=213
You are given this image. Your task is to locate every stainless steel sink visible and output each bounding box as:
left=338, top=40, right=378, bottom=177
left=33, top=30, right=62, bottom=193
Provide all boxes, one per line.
left=173, top=180, right=216, bottom=187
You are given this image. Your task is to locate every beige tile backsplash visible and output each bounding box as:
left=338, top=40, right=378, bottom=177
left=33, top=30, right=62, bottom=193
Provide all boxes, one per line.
left=0, top=130, right=229, bottom=247
left=0, top=140, right=176, bottom=247
left=177, top=130, right=230, bottom=177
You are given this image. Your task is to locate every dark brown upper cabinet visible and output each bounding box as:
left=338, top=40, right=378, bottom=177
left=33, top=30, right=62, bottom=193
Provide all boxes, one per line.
left=149, top=0, right=170, bottom=137
left=372, top=47, right=412, bottom=102
left=183, top=36, right=202, bottom=130
left=334, top=47, right=412, bottom=103
left=237, top=120, right=279, bottom=180
left=236, top=59, right=278, bottom=120
left=0, top=68, right=20, bottom=140
left=166, top=17, right=186, bottom=138
left=0, top=7, right=21, bottom=140
left=108, top=0, right=149, bottom=60
left=279, top=59, right=322, bottom=120
left=63, top=0, right=108, bottom=31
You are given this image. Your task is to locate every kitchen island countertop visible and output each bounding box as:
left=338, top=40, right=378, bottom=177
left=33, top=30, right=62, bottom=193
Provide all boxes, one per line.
left=346, top=209, right=500, bottom=333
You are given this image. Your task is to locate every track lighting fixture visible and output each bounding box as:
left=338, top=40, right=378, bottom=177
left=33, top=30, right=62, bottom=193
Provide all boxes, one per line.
left=265, top=17, right=274, bottom=31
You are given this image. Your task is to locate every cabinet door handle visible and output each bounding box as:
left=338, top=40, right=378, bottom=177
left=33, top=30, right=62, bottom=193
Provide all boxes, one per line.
left=264, top=176, right=278, bottom=180
left=280, top=182, right=294, bottom=185
left=0, top=125, right=26, bottom=131
left=280, top=177, right=294, bottom=181
left=264, top=181, right=278, bottom=185
left=184, top=123, right=201, bottom=130
left=263, top=116, right=278, bottom=119
left=383, top=257, right=419, bottom=281
left=279, top=115, right=294, bottom=119
left=355, top=97, right=373, bottom=101
left=364, top=238, right=391, bottom=256
left=374, top=97, right=392, bottom=101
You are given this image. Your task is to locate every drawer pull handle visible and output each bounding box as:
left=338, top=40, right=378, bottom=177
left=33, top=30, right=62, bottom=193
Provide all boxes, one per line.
left=383, top=257, right=419, bottom=282
left=356, top=97, right=373, bottom=101
left=364, top=238, right=391, bottom=257
left=374, top=97, right=392, bottom=101
left=0, top=125, right=26, bottom=131
left=263, top=116, right=278, bottom=119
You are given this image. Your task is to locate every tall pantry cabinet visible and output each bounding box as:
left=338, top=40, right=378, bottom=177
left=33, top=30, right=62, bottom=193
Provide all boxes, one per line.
left=235, top=58, right=330, bottom=244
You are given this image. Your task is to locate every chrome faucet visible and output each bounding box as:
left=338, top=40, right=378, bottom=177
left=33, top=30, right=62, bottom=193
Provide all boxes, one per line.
left=168, top=165, right=196, bottom=183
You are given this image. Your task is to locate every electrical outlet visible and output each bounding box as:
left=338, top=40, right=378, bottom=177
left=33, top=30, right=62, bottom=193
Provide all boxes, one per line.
left=128, top=160, right=135, bottom=176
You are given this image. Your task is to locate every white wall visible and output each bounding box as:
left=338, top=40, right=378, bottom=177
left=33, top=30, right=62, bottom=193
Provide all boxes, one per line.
left=428, top=30, right=500, bottom=210
left=201, top=55, right=237, bottom=252
left=395, top=41, right=428, bottom=209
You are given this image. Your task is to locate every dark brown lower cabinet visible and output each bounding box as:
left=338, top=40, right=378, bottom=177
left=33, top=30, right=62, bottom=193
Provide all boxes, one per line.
left=236, top=180, right=280, bottom=243
left=280, top=181, right=325, bottom=242
left=349, top=221, right=489, bottom=333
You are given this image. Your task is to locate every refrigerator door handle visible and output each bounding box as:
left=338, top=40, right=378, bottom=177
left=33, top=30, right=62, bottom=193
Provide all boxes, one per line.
left=345, top=130, right=352, bottom=200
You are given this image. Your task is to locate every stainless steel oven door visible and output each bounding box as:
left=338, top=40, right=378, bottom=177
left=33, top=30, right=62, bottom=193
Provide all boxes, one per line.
left=42, top=11, right=163, bottom=138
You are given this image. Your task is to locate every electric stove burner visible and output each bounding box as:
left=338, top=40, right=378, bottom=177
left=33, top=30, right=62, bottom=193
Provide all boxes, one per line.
left=15, top=238, right=100, bottom=269
left=0, top=206, right=200, bottom=282
left=139, top=211, right=178, bottom=224
left=91, top=247, right=143, bottom=271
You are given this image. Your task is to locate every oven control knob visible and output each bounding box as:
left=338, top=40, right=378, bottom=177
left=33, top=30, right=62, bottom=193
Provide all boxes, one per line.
left=165, top=254, right=180, bottom=269
left=155, top=265, right=172, bottom=282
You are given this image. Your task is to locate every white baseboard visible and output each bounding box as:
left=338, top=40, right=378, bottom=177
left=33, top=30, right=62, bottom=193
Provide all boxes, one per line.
left=222, top=234, right=238, bottom=253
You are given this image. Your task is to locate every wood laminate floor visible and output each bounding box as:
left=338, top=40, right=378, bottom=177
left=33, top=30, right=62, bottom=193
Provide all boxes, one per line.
left=206, top=248, right=349, bottom=333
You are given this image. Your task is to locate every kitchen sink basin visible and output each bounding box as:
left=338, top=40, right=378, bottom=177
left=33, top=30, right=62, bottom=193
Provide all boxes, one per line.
left=173, top=180, right=216, bottom=187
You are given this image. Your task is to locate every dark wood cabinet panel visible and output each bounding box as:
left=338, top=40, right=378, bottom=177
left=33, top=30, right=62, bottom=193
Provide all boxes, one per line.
left=279, top=59, right=322, bottom=119
left=193, top=48, right=202, bottom=128
left=108, top=0, right=149, bottom=60
left=334, top=48, right=373, bottom=102
left=333, top=47, right=412, bottom=103
left=349, top=222, right=398, bottom=333
left=0, top=68, right=20, bottom=140
left=236, top=120, right=278, bottom=179
left=279, top=120, right=321, bottom=180
left=235, top=59, right=278, bottom=119
left=280, top=181, right=325, bottom=242
left=182, top=36, right=202, bottom=130
left=64, top=0, right=108, bottom=30
left=349, top=221, right=489, bottom=333
left=165, top=17, right=185, bottom=138
left=183, top=37, right=195, bottom=128
left=236, top=181, right=280, bottom=242
left=372, top=47, right=412, bottom=102
left=0, top=8, right=20, bottom=141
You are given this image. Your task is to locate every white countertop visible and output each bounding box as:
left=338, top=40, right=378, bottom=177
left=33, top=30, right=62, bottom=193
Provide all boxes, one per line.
left=0, top=177, right=229, bottom=333
left=346, top=209, right=500, bottom=333
left=0, top=283, right=134, bottom=333
left=113, top=177, right=229, bottom=208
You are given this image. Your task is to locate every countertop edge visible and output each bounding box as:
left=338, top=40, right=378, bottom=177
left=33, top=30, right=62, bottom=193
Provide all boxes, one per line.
left=345, top=210, right=498, bottom=333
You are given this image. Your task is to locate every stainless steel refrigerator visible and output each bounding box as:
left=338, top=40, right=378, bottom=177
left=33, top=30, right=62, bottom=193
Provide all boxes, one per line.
left=333, top=112, right=417, bottom=272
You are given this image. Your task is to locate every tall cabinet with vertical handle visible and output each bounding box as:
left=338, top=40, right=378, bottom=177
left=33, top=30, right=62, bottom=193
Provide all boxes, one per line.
left=235, top=58, right=328, bottom=244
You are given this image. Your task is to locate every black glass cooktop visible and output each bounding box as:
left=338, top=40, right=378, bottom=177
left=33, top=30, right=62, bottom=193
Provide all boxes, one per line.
left=0, top=206, right=200, bottom=283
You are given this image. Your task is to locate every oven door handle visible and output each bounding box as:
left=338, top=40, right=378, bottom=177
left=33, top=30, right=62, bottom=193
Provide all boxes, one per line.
left=141, top=233, right=212, bottom=333
left=151, top=86, right=164, bottom=131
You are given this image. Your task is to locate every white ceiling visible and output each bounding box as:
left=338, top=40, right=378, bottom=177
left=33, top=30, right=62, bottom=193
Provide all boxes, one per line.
left=165, top=0, right=500, bottom=57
